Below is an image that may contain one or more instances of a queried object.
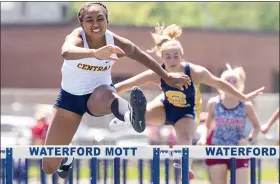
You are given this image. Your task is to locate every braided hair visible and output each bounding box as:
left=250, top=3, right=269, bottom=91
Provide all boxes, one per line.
left=77, top=2, right=108, bottom=23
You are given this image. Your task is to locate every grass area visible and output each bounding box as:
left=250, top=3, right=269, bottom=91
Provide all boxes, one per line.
left=28, top=164, right=278, bottom=181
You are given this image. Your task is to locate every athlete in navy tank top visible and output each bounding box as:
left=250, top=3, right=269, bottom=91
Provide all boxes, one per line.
left=109, top=24, right=264, bottom=181
left=160, top=63, right=201, bottom=125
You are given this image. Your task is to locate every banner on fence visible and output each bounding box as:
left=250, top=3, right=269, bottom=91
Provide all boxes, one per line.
left=0, top=146, right=278, bottom=159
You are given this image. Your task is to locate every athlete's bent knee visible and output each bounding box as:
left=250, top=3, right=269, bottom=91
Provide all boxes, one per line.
left=42, top=158, right=60, bottom=175
left=88, top=85, right=117, bottom=111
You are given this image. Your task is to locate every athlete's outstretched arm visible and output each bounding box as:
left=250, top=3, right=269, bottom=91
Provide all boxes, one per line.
left=115, top=70, right=160, bottom=94
left=61, top=28, right=124, bottom=61
left=61, top=28, right=95, bottom=60
left=244, top=102, right=261, bottom=143
left=191, top=65, right=264, bottom=102
left=261, top=107, right=279, bottom=134
left=113, top=34, right=188, bottom=90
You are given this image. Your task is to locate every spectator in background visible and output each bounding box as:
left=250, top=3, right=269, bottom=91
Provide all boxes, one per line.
left=31, top=112, right=49, bottom=145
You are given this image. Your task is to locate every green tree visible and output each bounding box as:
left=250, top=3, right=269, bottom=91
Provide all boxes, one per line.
left=70, top=2, right=279, bottom=31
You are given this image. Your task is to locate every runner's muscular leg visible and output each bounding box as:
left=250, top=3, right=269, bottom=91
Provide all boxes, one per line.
left=42, top=107, right=81, bottom=174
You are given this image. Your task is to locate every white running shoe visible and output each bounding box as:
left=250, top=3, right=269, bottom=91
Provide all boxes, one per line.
left=109, top=118, right=132, bottom=131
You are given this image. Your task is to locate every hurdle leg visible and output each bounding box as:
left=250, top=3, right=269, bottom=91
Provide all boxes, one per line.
left=138, top=159, right=143, bottom=184
left=104, top=159, right=108, bottom=184
left=16, top=159, right=22, bottom=184
left=174, top=159, right=180, bottom=184
left=250, top=158, right=256, bottom=184
left=19, top=159, right=25, bottom=184
left=114, top=158, right=120, bottom=184
left=40, top=159, right=46, bottom=184
left=122, top=159, right=127, bottom=184
left=75, top=159, right=80, bottom=184
left=152, top=148, right=160, bottom=184
left=278, top=158, right=280, bottom=184
left=2, top=159, right=6, bottom=184
left=257, top=159, right=261, bottom=184
left=150, top=159, right=153, bottom=184
left=230, top=158, right=236, bottom=184
left=5, top=148, right=13, bottom=184
left=90, top=158, right=97, bottom=184
left=97, top=159, right=100, bottom=182
left=165, top=159, right=169, bottom=184
left=24, top=159, right=29, bottom=184
left=181, top=148, right=189, bottom=184
left=51, top=172, right=58, bottom=184
left=110, top=160, right=114, bottom=182
left=69, top=160, right=73, bottom=184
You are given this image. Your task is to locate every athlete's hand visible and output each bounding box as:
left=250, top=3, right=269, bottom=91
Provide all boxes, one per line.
left=260, top=123, right=270, bottom=134
left=244, top=87, right=265, bottom=101
left=93, top=45, right=125, bottom=62
left=163, top=73, right=191, bottom=91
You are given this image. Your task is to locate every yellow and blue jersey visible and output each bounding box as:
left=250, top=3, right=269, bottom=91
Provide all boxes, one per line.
left=160, top=63, right=201, bottom=125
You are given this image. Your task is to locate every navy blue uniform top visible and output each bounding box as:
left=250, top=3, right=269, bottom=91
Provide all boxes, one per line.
left=160, top=63, right=201, bottom=124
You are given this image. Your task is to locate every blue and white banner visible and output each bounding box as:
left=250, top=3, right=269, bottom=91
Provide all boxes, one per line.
left=0, top=146, right=278, bottom=159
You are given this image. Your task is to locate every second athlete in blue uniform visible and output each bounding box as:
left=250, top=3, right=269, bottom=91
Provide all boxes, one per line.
left=109, top=24, right=265, bottom=181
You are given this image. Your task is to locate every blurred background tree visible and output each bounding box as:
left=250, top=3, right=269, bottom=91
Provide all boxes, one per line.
left=71, top=2, right=279, bottom=31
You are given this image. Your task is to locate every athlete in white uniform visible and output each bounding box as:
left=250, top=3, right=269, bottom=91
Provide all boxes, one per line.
left=61, top=29, right=116, bottom=96
left=42, top=2, right=191, bottom=178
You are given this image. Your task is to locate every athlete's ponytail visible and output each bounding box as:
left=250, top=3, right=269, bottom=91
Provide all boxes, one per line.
left=147, top=23, right=184, bottom=57
left=220, top=64, right=246, bottom=93
left=234, top=67, right=246, bottom=83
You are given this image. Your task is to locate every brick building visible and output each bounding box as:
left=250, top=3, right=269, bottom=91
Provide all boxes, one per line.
left=1, top=24, right=279, bottom=93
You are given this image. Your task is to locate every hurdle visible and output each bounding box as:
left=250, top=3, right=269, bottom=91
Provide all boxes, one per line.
left=1, top=146, right=279, bottom=184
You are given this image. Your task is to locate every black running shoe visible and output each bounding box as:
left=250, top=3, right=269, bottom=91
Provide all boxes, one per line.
left=129, top=86, right=147, bottom=133
left=57, top=157, right=74, bottom=179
